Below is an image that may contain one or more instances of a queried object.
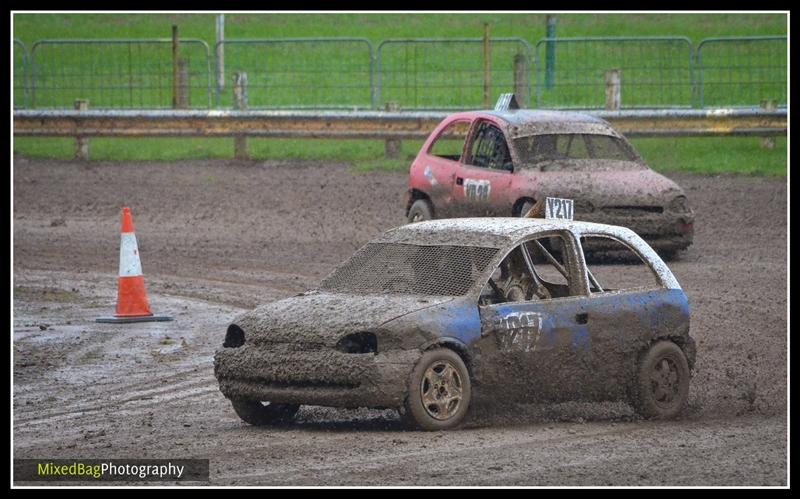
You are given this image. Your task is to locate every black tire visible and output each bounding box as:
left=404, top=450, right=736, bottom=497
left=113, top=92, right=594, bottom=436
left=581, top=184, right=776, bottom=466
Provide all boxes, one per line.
left=407, top=199, right=433, bottom=223
left=404, top=348, right=472, bottom=431
left=631, top=341, right=690, bottom=419
left=518, top=200, right=534, bottom=217
left=658, top=249, right=678, bottom=262
left=230, top=399, right=300, bottom=426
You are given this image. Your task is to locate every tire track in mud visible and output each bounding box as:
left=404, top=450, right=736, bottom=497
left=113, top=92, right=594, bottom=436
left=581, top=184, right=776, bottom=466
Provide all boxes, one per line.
left=14, top=269, right=241, bottom=438
left=212, top=416, right=785, bottom=485
left=15, top=375, right=216, bottom=427
left=17, top=386, right=221, bottom=432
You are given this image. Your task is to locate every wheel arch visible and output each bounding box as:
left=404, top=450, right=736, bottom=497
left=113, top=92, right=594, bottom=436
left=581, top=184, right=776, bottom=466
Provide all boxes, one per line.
left=407, top=189, right=433, bottom=216
left=419, top=337, right=474, bottom=377
left=512, top=196, right=537, bottom=216
left=639, top=335, right=696, bottom=371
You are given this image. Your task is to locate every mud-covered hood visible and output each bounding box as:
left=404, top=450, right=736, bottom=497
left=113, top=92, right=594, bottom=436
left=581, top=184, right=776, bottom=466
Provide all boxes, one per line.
left=522, top=165, right=685, bottom=208
left=233, top=291, right=453, bottom=346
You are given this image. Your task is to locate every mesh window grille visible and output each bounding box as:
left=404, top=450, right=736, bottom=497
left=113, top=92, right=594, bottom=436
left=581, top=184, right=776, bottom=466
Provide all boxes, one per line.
left=320, top=243, right=498, bottom=296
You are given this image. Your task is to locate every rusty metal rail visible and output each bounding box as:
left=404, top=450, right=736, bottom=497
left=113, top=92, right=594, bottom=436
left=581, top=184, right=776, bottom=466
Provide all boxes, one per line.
left=13, top=108, right=786, bottom=139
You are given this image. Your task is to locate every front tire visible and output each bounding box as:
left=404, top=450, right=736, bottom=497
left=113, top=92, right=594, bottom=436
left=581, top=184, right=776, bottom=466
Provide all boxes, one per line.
left=404, top=349, right=472, bottom=431
left=230, top=399, right=299, bottom=426
left=518, top=200, right=534, bottom=217
left=631, top=341, right=690, bottom=419
left=407, top=199, right=433, bottom=223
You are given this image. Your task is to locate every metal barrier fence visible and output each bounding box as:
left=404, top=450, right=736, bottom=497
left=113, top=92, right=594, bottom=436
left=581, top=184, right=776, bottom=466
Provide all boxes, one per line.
left=215, top=38, right=374, bottom=109
left=13, top=36, right=787, bottom=110
left=14, top=39, right=28, bottom=109
left=15, top=108, right=787, bottom=139
left=533, top=37, right=694, bottom=109
left=376, top=38, right=532, bottom=110
left=696, top=36, right=787, bottom=108
left=29, top=39, right=212, bottom=109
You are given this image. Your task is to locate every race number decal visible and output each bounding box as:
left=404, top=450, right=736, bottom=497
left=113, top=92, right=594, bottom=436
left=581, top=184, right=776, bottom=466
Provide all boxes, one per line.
left=463, top=179, right=491, bottom=202
left=545, top=197, right=574, bottom=220
left=494, top=312, right=542, bottom=352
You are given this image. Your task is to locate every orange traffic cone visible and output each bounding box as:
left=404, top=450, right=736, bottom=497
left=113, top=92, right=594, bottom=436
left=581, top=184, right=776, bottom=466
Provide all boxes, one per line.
left=97, top=207, right=172, bottom=323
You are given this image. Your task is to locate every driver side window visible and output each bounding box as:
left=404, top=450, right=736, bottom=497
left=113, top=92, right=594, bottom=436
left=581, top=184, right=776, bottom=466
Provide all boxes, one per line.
left=467, top=122, right=513, bottom=171
left=480, top=234, right=575, bottom=305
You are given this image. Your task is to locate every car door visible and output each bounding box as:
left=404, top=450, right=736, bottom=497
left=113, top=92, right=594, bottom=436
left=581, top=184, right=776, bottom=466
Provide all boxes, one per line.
left=475, top=231, right=594, bottom=402
left=575, top=233, right=691, bottom=401
left=450, top=120, right=514, bottom=216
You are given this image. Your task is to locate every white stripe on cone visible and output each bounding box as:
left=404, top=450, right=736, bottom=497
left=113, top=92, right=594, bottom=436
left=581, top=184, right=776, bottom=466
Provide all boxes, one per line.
left=119, top=232, right=144, bottom=277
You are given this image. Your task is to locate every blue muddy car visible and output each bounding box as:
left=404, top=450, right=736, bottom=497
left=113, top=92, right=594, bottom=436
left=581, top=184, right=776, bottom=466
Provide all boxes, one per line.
left=214, top=210, right=695, bottom=430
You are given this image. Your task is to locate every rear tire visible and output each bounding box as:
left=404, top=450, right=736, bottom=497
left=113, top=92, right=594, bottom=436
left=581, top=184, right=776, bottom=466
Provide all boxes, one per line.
left=230, top=400, right=299, bottom=426
left=631, top=341, right=690, bottom=419
left=658, top=249, right=678, bottom=261
left=404, top=349, right=472, bottom=431
left=407, top=199, right=433, bottom=223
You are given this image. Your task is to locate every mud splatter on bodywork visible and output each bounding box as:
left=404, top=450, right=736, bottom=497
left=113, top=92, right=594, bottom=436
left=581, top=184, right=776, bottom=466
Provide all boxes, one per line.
left=406, top=109, right=695, bottom=252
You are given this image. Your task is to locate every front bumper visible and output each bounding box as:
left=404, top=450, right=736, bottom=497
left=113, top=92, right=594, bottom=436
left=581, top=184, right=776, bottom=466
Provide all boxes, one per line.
left=214, top=343, right=421, bottom=408
left=580, top=210, right=694, bottom=251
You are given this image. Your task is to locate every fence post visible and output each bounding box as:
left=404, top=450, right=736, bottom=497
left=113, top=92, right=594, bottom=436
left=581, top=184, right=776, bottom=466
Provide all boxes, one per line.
left=513, top=53, right=529, bottom=108
left=544, top=15, right=556, bottom=90
left=384, top=101, right=401, bottom=159
left=176, top=59, right=189, bottom=109
left=74, top=99, right=90, bottom=161
left=760, top=99, right=776, bottom=149
left=233, top=72, right=249, bottom=160
left=483, top=23, right=490, bottom=109
left=172, top=25, right=180, bottom=109
left=216, top=14, right=225, bottom=92
left=605, top=69, right=621, bottom=111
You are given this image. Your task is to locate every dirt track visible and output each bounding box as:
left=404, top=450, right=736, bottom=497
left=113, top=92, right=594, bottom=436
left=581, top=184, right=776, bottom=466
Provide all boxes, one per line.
left=13, top=157, right=787, bottom=485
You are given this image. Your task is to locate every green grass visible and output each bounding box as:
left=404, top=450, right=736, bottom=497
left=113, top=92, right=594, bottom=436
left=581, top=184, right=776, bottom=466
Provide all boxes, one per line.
left=14, top=136, right=787, bottom=176
left=12, top=136, right=422, bottom=170
left=12, top=13, right=787, bottom=45
left=13, top=13, right=787, bottom=110
left=630, top=136, right=787, bottom=176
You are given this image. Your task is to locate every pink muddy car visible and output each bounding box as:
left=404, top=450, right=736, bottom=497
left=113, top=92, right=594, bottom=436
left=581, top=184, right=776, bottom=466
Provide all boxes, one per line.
left=405, top=108, right=694, bottom=258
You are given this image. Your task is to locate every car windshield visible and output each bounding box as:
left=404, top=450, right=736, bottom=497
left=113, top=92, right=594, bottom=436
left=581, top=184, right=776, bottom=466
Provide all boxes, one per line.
left=513, top=133, right=642, bottom=169
left=319, top=243, right=498, bottom=296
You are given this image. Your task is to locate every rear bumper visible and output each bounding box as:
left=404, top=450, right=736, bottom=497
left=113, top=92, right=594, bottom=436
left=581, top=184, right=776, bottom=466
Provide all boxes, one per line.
left=214, top=344, right=420, bottom=408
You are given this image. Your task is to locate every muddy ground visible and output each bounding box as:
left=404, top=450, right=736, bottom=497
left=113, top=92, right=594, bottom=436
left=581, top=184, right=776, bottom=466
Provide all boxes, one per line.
left=12, top=157, right=787, bottom=486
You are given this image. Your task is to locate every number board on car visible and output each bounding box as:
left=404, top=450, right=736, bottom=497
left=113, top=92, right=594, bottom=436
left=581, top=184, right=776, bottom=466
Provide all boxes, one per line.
left=545, top=197, right=574, bottom=221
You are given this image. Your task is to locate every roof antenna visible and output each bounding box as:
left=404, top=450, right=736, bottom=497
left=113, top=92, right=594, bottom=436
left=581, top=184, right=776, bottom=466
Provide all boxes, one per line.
left=494, top=93, right=521, bottom=111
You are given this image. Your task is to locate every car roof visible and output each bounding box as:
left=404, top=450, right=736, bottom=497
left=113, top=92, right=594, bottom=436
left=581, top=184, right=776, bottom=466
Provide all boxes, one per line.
left=486, top=109, right=607, bottom=125
left=448, top=110, right=622, bottom=139
left=375, top=217, right=638, bottom=249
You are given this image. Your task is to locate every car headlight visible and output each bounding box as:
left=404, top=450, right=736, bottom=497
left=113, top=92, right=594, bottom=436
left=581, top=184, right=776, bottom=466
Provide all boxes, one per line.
left=668, top=195, right=690, bottom=214
left=223, top=324, right=246, bottom=348
left=336, top=332, right=378, bottom=354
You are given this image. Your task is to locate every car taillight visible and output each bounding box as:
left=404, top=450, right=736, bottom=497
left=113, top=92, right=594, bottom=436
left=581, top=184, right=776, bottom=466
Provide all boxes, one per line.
left=677, top=222, right=694, bottom=234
